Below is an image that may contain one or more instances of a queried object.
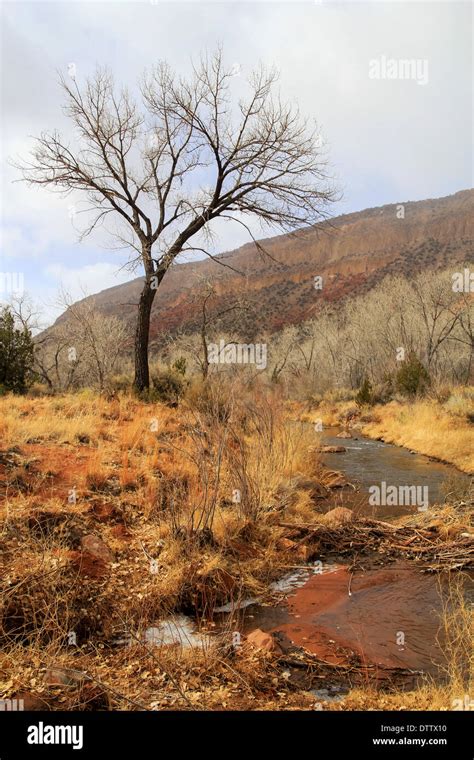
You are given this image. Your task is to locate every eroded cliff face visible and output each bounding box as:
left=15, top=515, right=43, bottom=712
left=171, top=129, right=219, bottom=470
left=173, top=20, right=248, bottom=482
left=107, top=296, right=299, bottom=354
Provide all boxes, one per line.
left=52, top=189, right=474, bottom=341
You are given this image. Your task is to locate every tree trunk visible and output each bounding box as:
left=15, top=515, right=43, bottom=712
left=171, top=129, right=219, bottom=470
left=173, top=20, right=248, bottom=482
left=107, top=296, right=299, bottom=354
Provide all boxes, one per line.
left=134, top=237, right=182, bottom=392
left=201, top=326, right=209, bottom=379
left=134, top=279, right=158, bottom=392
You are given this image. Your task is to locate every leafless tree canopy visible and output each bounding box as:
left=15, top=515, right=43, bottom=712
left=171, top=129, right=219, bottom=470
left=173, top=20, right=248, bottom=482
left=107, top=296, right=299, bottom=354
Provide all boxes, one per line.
left=264, top=269, right=474, bottom=392
left=16, top=48, right=336, bottom=389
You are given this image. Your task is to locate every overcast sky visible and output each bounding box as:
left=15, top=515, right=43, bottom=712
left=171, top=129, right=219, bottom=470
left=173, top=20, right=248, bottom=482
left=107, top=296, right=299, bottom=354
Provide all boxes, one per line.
left=1, top=0, right=472, bottom=325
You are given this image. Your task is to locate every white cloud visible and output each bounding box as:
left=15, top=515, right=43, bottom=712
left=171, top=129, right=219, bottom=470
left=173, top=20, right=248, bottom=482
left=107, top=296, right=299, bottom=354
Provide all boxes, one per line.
left=1, top=0, right=471, bottom=312
left=45, top=262, right=133, bottom=301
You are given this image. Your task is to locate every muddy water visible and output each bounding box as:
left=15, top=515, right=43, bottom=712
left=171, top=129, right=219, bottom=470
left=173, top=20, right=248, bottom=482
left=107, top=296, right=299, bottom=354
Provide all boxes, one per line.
left=141, top=565, right=470, bottom=691
left=140, top=432, right=471, bottom=694
left=226, top=433, right=472, bottom=688
left=321, top=428, right=470, bottom=518
left=238, top=565, right=450, bottom=677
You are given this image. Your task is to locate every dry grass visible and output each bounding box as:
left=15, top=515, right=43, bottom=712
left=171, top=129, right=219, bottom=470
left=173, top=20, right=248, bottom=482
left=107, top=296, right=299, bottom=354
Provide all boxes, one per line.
left=0, top=385, right=331, bottom=710
left=1, top=385, right=471, bottom=711
left=301, top=388, right=474, bottom=473
left=362, top=398, right=474, bottom=473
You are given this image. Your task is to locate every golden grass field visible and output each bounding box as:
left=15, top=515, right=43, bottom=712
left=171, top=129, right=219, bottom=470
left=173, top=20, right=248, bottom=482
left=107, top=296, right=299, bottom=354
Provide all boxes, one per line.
left=0, top=385, right=472, bottom=711
left=303, top=387, right=474, bottom=474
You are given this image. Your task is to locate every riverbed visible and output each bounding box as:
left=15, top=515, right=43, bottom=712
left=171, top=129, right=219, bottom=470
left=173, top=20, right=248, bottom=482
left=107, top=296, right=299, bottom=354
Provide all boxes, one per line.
left=141, top=431, right=472, bottom=693
left=320, top=427, right=470, bottom=519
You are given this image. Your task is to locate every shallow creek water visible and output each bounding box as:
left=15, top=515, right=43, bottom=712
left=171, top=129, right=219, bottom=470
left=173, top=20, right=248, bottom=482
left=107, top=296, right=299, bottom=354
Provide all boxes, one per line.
left=320, top=427, right=470, bottom=518
left=140, top=431, right=472, bottom=691
left=235, top=565, right=452, bottom=674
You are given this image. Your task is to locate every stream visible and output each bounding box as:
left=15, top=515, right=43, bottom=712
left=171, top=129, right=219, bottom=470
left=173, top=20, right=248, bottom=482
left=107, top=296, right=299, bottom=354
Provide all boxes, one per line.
left=320, top=427, right=470, bottom=519
left=141, top=430, right=472, bottom=694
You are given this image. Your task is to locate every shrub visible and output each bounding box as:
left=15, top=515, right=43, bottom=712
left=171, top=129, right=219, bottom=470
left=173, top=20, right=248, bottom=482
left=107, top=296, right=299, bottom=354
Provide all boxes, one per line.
left=441, top=473, right=473, bottom=503
left=395, top=353, right=430, bottom=397
left=305, top=393, right=322, bottom=409
left=431, top=383, right=452, bottom=405
left=355, top=377, right=373, bottom=406
left=150, top=367, right=187, bottom=404
left=108, top=374, right=133, bottom=393
left=340, top=404, right=359, bottom=422
left=85, top=468, right=112, bottom=492
left=27, top=382, right=53, bottom=398
left=185, top=377, right=232, bottom=422
left=370, top=373, right=395, bottom=405
left=172, top=357, right=187, bottom=377
left=325, top=387, right=357, bottom=403
left=443, top=388, right=474, bottom=421
left=0, top=307, right=35, bottom=393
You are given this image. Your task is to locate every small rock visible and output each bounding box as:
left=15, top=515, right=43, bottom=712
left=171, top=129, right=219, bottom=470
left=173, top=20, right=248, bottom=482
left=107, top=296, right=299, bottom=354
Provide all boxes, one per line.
left=336, top=431, right=352, bottom=439
left=110, top=525, right=130, bottom=540
left=325, top=471, right=346, bottom=488
left=322, top=507, right=354, bottom=529
left=246, top=628, right=280, bottom=653
left=12, top=692, right=50, bottom=711
left=45, top=667, right=84, bottom=687
left=322, top=445, right=346, bottom=454
left=277, top=538, right=298, bottom=552
left=296, top=544, right=311, bottom=562
left=81, top=534, right=114, bottom=562
left=225, top=539, right=259, bottom=558
left=71, top=534, right=114, bottom=578
left=276, top=539, right=310, bottom=562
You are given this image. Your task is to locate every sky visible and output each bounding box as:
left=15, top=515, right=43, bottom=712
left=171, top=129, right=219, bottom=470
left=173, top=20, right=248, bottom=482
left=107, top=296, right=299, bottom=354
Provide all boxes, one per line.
left=0, top=0, right=472, bottom=326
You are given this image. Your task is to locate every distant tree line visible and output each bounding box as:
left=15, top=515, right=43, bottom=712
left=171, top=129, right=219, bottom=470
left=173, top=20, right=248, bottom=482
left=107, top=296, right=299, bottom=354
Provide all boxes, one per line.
left=1, top=267, right=472, bottom=397
left=166, top=267, right=473, bottom=396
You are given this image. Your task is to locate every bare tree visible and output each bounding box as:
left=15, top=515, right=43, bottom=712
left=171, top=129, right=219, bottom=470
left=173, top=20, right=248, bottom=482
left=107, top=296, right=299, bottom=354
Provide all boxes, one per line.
left=33, top=290, right=128, bottom=391
left=270, top=325, right=300, bottom=382
left=16, top=48, right=335, bottom=391
left=5, top=293, right=60, bottom=389
left=57, top=291, right=129, bottom=390
left=5, top=292, right=44, bottom=335
left=451, top=288, right=474, bottom=383
left=408, top=271, right=462, bottom=372
left=191, top=276, right=252, bottom=378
